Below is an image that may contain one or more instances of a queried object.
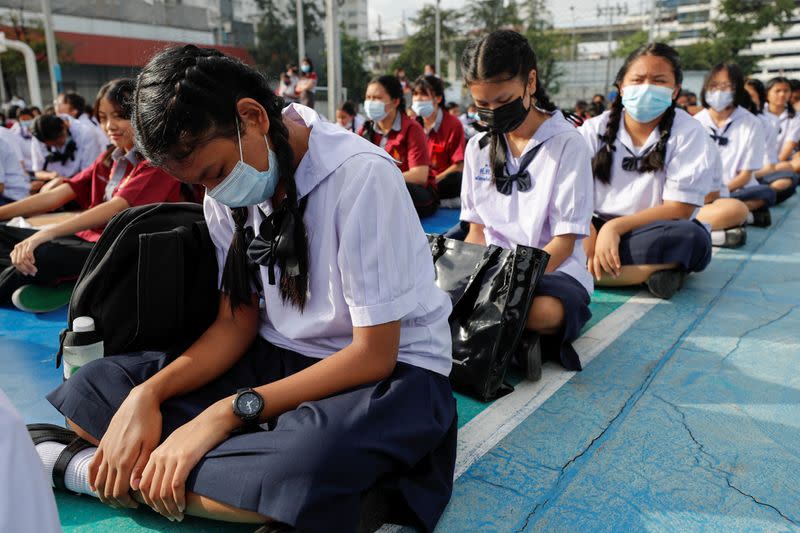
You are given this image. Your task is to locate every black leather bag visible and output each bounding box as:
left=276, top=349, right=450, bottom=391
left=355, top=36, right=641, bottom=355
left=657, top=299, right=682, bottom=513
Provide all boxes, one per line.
left=428, top=234, right=549, bottom=401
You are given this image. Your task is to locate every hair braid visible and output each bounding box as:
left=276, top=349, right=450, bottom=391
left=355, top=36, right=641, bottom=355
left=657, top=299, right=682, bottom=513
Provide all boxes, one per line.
left=639, top=103, right=675, bottom=173
left=591, top=94, right=623, bottom=184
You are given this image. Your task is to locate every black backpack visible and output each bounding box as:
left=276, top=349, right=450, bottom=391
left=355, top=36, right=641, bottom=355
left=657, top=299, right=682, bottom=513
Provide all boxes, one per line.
left=56, top=203, right=219, bottom=367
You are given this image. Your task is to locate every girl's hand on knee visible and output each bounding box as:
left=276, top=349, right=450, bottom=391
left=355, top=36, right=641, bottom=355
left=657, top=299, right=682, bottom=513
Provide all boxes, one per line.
left=138, top=406, right=234, bottom=522
left=594, top=224, right=622, bottom=278
left=88, top=387, right=162, bottom=510
left=10, top=232, right=52, bottom=276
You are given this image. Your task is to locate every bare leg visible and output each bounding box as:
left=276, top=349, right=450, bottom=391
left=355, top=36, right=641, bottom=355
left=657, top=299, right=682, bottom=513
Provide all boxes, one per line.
left=68, top=419, right=270, bottom=523
left=696, top=198, right=749, bottom=230
left=595, top=263, right=679, bottom=287
left=526, top=295, right=564, bottom=335
left=768, top=177, right=795, bottom=192
left=744, top=199, right=766, bottom=211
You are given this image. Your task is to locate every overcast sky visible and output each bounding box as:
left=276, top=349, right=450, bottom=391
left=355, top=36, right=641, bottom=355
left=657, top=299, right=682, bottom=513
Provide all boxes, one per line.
left=366, top=0, right=648, bottom=39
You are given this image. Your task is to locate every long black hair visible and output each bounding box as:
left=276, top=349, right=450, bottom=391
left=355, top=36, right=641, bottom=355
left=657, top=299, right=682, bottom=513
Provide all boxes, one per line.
left=93, top=78, right=135, bottom=121
left=700, top=62, right=749, bottom=110
left=745, top=78, right=767, bottom=114
left=360, top=75, right=405, bottom=143
left=766, top=76, right=796, bottom=118
left=591, top=42, right=682, bottom=185
left=133, top=45, right=308, bottom=311
left=461, top=30, right=557, bottom=182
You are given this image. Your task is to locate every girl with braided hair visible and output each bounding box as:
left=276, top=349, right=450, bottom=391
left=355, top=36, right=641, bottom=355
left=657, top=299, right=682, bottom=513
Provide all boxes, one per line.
left=41, top=45, right=456, bottom=532
left=578, top=43, right=713, bottom=299
left=460, top=30, right=594, bottom=379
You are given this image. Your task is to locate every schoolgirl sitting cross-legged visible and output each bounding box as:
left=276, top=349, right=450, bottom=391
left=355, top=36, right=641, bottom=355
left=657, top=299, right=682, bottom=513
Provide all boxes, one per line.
left=579, top=43, right=713, bottom=300
left=37, top=46, right=457, bottom=533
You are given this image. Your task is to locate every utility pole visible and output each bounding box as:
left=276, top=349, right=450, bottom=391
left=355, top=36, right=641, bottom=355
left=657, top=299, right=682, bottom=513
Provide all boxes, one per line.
left=296, top=0, right=305, bottom=65
left=376, top=14, right=385, bottom=72
left=40, top=0, right=59, bottom=101
left=598, top=1, right=628, bottom=95
left=648, top=0, right=657, bottom=41
left=325, top=0, right=341, bottom=119
left=434, top=0, right=441, bottom=75
left=570, top=5, right=576, bottom=61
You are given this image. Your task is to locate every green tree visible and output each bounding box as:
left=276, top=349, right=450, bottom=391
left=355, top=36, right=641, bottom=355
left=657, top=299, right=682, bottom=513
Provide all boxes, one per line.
left=253, top=0, right=296, bottom=80
left=526, top=28, right=571, bottom=95
left=677, top=0, right=794, bottom=72
left=391, top=4, right=463, bottom=78
left=614, top=30, right=650, bottom=59
left=467, top=0, right=522, bottom=33
left=0, top=10, right=73, bottom=83
left=340, top=30, right=371, bottom=103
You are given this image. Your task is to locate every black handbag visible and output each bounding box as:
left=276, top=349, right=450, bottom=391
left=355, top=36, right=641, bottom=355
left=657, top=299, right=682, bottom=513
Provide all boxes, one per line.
left=428, top=234, right=550, bottom=401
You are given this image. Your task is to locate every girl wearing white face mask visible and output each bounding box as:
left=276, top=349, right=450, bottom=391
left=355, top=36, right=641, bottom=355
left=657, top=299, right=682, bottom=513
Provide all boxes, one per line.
left=411, top=75, right=466, bottom=201
left=360, top=75, right=437, bottom=217
left=694, top=63, right=780, bottom=237
left=579, top=43, right=713, bottom=299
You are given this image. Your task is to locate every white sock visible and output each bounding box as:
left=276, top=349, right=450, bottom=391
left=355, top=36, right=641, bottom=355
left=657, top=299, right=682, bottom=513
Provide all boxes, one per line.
left=711, top=230, right=726, bottom=246
left=35, top=441, right=97, bottom=497
left=746, top=212, right=754, bottom=224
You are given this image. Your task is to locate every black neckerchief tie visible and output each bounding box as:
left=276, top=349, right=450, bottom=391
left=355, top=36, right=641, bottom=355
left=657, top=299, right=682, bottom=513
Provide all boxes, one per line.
left=621, top=144, right=655, bottom=172
left=246, top=197, right=308, bottom=286
left=479, top=133, right=547, bottom=195
left=43, top=139, right=77, bottom=170
left=709, top=121, right=733, bottom=146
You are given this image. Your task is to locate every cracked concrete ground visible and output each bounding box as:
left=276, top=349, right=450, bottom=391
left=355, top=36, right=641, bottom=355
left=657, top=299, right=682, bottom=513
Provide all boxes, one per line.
left=435, top=196, right=800, bottom=532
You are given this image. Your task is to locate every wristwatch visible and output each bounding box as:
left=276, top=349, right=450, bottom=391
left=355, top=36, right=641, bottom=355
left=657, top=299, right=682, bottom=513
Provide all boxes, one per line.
left=232, top=388, right=265, bottom=424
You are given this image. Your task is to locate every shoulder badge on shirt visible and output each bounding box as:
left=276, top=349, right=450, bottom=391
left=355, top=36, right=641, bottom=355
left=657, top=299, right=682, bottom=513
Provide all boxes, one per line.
left=476, top=164, right=492, bottom=182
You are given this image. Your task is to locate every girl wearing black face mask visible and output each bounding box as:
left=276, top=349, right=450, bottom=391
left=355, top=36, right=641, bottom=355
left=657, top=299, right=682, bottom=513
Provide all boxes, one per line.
left=460, top=30, right=595, bottom=379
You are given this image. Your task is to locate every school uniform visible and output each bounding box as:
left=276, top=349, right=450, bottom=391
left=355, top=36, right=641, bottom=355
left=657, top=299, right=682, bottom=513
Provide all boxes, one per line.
left=77, top=113, right=111, bottom=148
left=30, top=119, right=104, bottom=178
left=0, top=388, right=61, bottom=533
left=462, top=111, right=594, bottom=371
left=694, top=106, right=776, bottom=206
left=0, top=148, right=182, bottom=302
left=8, top=122, right=33, bottom=172
left=763, top=107, right=800, bottom=158
left=579, top=108, right=713, bottom=274
left=756, top=113, right=779, bottom=166
left=0, top=134, right=30, bottom=203
left=359, top=111, right=438, bottom=217
left=48, top=104, right=457, bottom=533
left=425, top=108, right=466, bottom=199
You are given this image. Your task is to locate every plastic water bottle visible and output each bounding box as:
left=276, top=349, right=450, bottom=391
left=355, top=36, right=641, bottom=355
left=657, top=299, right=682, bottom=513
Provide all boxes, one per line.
left=62, top=317, right=104, bottom=380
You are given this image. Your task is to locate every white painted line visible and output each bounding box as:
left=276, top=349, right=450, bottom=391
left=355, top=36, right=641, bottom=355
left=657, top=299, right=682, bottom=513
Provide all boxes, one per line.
left=453, top=291, right=661, bottom=479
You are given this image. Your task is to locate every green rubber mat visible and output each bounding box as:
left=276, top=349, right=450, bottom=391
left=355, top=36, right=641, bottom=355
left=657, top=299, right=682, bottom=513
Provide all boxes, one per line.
left=55, top=286, right=638, bottom=532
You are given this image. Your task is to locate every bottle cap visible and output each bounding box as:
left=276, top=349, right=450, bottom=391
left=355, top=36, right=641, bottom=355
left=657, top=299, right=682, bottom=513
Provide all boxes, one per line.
left=72, top=316, right=96, bottom=333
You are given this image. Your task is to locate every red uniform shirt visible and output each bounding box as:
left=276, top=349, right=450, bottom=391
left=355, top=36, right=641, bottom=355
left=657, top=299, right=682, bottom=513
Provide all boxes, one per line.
left=66, top=150, right=182, bottom=242
left=360, top=112, right=430, bottom=172
left=425, top=110, right=466, bottom=180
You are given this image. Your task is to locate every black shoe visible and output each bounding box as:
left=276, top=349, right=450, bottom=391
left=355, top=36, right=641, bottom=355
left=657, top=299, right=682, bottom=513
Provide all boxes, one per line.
left=721, top=227, right=747, bottom=248
left=645, top=270, right=687, bottom=300
left=27, top=423, right=93, bottom=492
left=517, top=333, right=542, bottom=381
left=775, top=186, right=796, bottom=204
left=254, top=522, right=297, bottom=533
left=751, top=206, right=772, bottom=227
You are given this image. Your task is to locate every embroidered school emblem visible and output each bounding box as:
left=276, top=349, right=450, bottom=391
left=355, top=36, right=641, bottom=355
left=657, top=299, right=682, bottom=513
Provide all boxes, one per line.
left=476, top=164, right=492, bottom=182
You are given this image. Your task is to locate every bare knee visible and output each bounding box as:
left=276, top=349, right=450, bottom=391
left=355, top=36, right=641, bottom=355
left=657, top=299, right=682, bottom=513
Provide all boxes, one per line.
left=66, top=418, right=100, bottom=446
left=770, top=178, right=793, bottom=191
left=527, top=295, right=564, bottom=334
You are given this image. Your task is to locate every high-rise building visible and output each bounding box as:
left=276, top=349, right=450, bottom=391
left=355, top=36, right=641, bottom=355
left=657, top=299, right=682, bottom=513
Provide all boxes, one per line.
left=339, top=0, right=368, bottom=42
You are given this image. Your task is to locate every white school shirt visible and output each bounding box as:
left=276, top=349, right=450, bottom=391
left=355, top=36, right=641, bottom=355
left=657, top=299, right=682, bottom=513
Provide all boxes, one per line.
left=0, top=388, right=61, bottom=533
left=8, top=122, right=33, bottom=172
left=579, top=108, right=714, bottom=217
left=460, top=111, right=594, bottom=295
left=30, top=119, right=104, bottom=177
left=763, top=107, right=800, bottom=155
left=693, top=106, right=765, bottom=191
left=756, top=113, right=779, bottom=166
left=0, top=134, right=30, bottom=200
left=204, top=104, right=453, bottom=377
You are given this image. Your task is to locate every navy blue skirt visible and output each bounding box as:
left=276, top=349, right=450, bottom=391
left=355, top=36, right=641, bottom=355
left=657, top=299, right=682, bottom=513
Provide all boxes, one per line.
left=593, top=218, right=712, bottom=273
left=757, top=170, right=799, bottom=186
left=47, top=338, right=457, bottom=533
left=731, top=184, right=777, bottom=206
left=534, top=272, right=592, bottom=371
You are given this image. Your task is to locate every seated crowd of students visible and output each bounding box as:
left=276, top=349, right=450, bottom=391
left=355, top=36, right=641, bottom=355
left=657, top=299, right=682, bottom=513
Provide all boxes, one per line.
left=3, top=30, right=798, bottom=533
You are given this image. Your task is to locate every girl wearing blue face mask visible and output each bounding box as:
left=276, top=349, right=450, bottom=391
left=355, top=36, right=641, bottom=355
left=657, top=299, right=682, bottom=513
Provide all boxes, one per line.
left=360, top=75, right=437, bottom=217
left=295, top=56, right=317, bottom=108
left=411, top=75, right=466, bottom=201
left=38, top=46, right=456, bottom=532
left=578, top=43, right=714, bottom=299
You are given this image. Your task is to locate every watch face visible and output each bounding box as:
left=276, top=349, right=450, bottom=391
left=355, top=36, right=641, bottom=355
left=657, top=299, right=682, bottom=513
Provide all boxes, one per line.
left=236, top=392, right=261, bottom=416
